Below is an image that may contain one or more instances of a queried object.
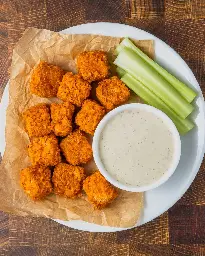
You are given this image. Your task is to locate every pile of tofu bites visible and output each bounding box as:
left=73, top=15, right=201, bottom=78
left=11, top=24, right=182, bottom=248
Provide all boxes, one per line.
left=20, top=50, right=131, bottom=209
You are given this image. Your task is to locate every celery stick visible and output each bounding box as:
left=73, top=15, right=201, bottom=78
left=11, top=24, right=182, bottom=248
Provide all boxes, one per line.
left=121, top=73, right=194, bottom=135
left=114, top=48, right=194, bottom=119
left=116, top=67, right=126, bottom=78
left=116, top=38, right=197, bottom=103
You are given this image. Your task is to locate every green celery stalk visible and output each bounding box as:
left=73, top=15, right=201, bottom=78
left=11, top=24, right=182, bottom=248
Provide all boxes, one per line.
left=116, top=38, right=197, bottom=103
left=114, top=48, right=194, bottom=119
left=121, top=73, right=194, bottom=135
left=116, top=67, right=126, bottom=78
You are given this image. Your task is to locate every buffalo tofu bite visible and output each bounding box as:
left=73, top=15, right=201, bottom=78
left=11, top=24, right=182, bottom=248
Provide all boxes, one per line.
left=96, top=76, right=130, bottom=110
left=30, top=61, right=64, bottom=98
left=75, top=100, right=105, bottom=135
left=60, top=130, right=92, bottom=165
left=52, top=163, right=86, bottom=198
left=83, top=171, right=118, bottom=209
left=77, top=51, right=109, bottom=82
left=57, top=72, right=91, bottom=106
left=23, top=104, right=52, bottom=137
left=20, top=165, right=53, bottom=201
left=28, top=134, right=61, bottom=166
left=50, top=102, right=75, bottom=137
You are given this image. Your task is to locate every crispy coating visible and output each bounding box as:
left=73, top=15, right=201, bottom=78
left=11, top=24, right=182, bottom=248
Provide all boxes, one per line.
left=28, top=134, right=61, bottom=166
left=52, top=163, right=86, bottom=198
left=75, top=100, right=105, bottom=135
left=57, top=72, right=91, bottom=106
left=30, top=61, right=64, bottom=98
left=60, top=130, right=92, bottom=165
left=50, top=102, right=75, bottom=137
left=20, top=165, right=52, bottom=201
left=96, top=76, right=130, bottom=110
left=83, top=171, right=118, bottom=209
left=77, top=51, right=109, bottom=82
left=23, top=104, right=52, bottom=137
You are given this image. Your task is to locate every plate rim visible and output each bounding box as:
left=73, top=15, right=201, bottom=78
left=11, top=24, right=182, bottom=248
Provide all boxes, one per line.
left=1, top=22, right=204, bottom=232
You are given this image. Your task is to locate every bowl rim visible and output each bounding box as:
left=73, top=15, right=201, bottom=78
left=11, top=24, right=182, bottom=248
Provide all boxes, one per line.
left=92, top=103, right=181, bottom=192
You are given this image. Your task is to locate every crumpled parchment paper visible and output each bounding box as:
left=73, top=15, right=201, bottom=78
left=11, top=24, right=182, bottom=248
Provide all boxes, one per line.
left=0, top=28, right=154, bottom=227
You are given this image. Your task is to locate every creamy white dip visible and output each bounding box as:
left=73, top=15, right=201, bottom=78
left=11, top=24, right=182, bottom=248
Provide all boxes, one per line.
left=99, top=109, right=175, bottom=186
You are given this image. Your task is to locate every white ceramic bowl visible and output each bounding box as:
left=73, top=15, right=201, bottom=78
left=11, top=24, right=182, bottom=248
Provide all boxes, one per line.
left=93, top=103, right=181, bottom=192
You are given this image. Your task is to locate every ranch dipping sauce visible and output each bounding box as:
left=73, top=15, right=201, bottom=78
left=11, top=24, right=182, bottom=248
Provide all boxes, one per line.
left=99, top=109, right=175, bottom=187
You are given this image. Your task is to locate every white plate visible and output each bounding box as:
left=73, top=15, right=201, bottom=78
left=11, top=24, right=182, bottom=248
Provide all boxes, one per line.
left=0, top=22, right=204, bottom=232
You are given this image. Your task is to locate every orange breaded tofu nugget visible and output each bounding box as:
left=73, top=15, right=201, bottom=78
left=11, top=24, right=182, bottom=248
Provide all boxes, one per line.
left=96, top=76, right=130, bottom=110
left=77, top=51, right=109, bottom=82
left=75, top=100, right=105, bottom=135
left=28, top=134, right=61, bottom=166
left=50, top=102, right=75, bottom=137
left=52, top=163, right=86, bottom=198
left=23, top=104, right=52, bottom=137
left=20, top=165, right=52, bottom=201
left=83, top=171, right=118, bottom=209
left=57, top=72, right=91, bottom=106
left=30, top=61, right=64, bottom=98
left=60, top=130, right=92, bottom=165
